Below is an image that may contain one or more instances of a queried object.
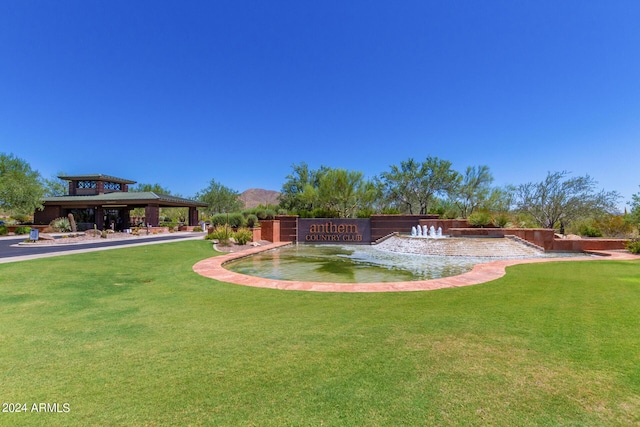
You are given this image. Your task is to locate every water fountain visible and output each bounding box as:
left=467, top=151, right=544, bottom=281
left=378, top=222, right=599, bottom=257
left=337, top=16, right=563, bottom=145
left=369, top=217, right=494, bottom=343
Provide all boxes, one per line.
left=410, top=224, right=446, bottom=239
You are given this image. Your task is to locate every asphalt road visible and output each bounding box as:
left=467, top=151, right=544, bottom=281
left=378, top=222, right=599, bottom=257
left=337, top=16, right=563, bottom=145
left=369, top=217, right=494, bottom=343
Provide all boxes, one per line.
left=0, top=232, right=206, bottom=264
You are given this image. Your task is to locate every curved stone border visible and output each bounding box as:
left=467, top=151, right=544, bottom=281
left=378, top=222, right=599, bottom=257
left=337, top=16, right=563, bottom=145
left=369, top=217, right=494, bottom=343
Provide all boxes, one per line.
left=192, top=243, right=640, bottom=293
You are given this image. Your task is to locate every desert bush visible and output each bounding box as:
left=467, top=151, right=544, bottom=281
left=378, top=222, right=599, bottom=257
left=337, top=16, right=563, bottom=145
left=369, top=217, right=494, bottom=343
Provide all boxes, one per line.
left=211, top=213, right=246, bottom=228
left=210, top=214, right=227, bottom=227
left=357, top=208, right=376, bottom=218
left=252, top=208, right=267, bottom=219
left=627, top=239, right=640, bottom=254
left=14, top=226, right=31, bottom=235
left=595, top=215, right=633, bottom=238
left=381, top=207, right=401, bottom=214
left=492, top=213, right=511, bottom=228
left=468, top=211, right=493, bottom=228
left=233, top=227, right=253, bottom=245
left=11, top=214, right=31, bottom=223
left=571, top=218, right=603, bottom=237
left=227, top=213, right=245, bottom=228
left=50, top=217, right=71, bottom=232
left=206, top=225, right=234, bottom=242
left=245, top=214, right=259, bottom=228
left=311, top=208, right=339, bottom=218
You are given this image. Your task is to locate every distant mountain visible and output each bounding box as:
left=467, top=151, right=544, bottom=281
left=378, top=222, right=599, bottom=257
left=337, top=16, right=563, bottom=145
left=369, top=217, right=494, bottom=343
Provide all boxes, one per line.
left=239, top=188, right=281, bottom=209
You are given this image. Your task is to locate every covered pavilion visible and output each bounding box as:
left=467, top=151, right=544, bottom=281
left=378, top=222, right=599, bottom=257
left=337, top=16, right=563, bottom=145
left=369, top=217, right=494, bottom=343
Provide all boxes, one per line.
left=34, top=174, right=207, bottom=230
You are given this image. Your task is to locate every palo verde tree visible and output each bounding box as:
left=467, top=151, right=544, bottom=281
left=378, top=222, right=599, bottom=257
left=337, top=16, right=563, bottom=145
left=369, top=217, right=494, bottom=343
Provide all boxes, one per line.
left=42, top=172, right=68, bottom=197
left=451, top=165, right=494, bottom=218
left=279, top=162, right=322, bottom=213
left=279, top=163, right=378, bottom=217
left=511, top=171, right=620, bottom=230
left=314, top=168, right=378, bottom=218
left=0, top=153, right=45, bottom=216
left=196, top=178, right=242, bottom=216
left=378, top=157, right=460, bottom=214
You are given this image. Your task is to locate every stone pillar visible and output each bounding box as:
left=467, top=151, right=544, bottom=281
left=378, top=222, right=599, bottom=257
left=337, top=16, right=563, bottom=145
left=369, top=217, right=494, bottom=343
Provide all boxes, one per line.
left=95, top=207, right=104, bottom=229
left=145, top=204, right=160, bottom=227
left=260, top=220, right=280, bottom=243
left=188, top=207, right=199, bottom=226
left=123, top=208, right=132, bottom=229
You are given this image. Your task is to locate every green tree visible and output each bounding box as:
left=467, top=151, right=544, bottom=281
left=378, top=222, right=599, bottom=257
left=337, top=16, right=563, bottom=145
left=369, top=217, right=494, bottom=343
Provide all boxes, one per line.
left=130, top=183, right=172, bottom=194
left=42, top=173, right=68, bottom=197
left=0, top=153, right=44, bottom=215
left=196, top=179, right=242, bottom=216
left=379, top=157, right=460, bottom=214
left=628, top=187, right=640, bottom=231
left=512, top=171, right=620, bottom=230
left=279, top=162, right=321, bottom=213
left=315, top=168, right=378, bottom=218
left=451, top=165, right=494, bottom=218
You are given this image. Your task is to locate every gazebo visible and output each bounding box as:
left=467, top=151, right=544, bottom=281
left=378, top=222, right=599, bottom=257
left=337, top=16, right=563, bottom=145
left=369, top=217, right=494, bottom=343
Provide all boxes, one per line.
left=34, top=174, right=207, bottom=230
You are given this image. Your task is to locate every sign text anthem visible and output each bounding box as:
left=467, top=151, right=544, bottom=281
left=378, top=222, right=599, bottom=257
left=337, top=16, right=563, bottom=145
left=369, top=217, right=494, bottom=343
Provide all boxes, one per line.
left=305, top=221, right=363, bottom=242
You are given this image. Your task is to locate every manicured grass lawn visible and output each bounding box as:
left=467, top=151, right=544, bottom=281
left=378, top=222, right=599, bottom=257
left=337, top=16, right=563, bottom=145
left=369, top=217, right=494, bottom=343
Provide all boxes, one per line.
left=1, top=240, right=639, bottom=426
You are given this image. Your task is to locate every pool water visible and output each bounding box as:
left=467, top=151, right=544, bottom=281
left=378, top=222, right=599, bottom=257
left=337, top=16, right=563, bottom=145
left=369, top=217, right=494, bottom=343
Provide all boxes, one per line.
left=224, top=244, right=500, bottom=283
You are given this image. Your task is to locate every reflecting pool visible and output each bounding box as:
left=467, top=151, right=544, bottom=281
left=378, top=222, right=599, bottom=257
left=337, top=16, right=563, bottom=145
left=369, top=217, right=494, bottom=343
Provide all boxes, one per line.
left=224, top=244, right=506, bottom=283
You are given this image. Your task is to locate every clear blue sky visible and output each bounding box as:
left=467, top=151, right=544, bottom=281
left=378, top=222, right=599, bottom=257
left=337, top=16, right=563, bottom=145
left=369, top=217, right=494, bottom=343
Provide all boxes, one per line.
left=2, top=1, right=639, bottom=207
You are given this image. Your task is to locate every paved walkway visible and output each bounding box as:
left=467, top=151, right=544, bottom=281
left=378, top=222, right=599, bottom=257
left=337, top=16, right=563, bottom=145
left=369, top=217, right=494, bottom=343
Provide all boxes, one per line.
left=0, top=232, right=206, bottom=264
left=193, top=243, right=640, bottom=293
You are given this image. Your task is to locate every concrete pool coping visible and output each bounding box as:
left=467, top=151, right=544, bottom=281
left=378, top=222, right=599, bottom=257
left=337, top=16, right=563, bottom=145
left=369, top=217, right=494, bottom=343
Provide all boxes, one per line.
left=192, top=242, right=640, bottom=292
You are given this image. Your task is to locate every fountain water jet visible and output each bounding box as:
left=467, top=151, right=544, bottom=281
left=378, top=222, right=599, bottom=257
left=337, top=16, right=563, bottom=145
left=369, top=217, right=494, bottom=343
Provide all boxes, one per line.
left=409, top=224, right=447, bottom=239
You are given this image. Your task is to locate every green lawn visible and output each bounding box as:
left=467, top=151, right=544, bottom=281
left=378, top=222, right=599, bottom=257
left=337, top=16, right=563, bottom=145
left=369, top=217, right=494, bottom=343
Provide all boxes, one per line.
left=1, top=240, right=639, bottom=426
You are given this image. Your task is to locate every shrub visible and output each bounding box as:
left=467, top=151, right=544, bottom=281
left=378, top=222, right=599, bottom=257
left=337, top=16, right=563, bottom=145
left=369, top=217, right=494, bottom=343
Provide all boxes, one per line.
left=381, top=207, right=401, bottom=214
left=468, top=211, right=493, bottom=228
left=193, top=226, right=203, bottom=232
left=493, top=213, right=511, bottom=228
left=11, top=214, right=31, bottom=223
left=211, top=214, right=228, bottom=227
left=357, top=208, right=375, bottom=218
left=311, top=208, right=339, bottom=218
left=206, top=225, right=234, bottom=242
left=245, top=214, right=259, bottom=228
left=211, top=213, right=246, bottom=228
left=0, top=225, right=7, bottom=236
left=14, top=226, right=31, bottom=235
left=233, top=227, right=254, bottom=245
left=627, top=239, right=640, bottom=254
left=229, top=213, right=247, bottom=228
left=50, top=217, right=71, bottom=232
left=252, top=208, right=267, bottom=220
left=595, top=215, right=633, bottom=238
left=576, top=221, right=603, bottom=237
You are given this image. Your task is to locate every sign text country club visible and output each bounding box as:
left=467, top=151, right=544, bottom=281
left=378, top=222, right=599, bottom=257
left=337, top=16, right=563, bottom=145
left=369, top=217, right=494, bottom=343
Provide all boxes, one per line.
left=298, top=219, right=371, bottom=244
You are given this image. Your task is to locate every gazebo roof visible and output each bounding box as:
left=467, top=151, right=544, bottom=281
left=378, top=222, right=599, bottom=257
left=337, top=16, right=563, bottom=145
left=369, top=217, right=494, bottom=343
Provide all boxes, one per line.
left=43, top=192, right=208, bottom=208
left=57, top=174, right=137, bottom=184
